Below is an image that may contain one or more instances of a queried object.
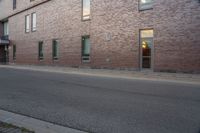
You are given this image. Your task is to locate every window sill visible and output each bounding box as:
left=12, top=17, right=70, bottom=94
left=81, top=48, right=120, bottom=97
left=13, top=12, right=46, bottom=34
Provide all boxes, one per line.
left=82, top=60, right=90, bottom=63
left=82, top=18, right=91, bottom=22
left=139, top=7, right=153, bottom=12
left=53, top=57, right=59, bottom=60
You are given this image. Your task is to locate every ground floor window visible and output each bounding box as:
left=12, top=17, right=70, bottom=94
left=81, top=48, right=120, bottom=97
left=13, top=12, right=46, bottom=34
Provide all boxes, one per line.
left=52, top=39, right=59, bottom=60
left=140, top=29, right=154, bottom=69
left=38, top=41, right=43, bottom=60
left=82, top=36, right=90, bottom=62
left=13, top=45, right=16, bottom=60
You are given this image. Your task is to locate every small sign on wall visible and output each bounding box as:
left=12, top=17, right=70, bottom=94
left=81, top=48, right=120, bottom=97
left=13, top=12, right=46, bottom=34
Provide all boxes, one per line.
left=105, top=33, right=112, bottom=41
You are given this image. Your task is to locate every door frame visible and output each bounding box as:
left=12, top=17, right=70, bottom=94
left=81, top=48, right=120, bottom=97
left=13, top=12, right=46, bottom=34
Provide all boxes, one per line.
left=139, top=29, right=154, bottom=70
left=1, top=45, right=9, bottom=64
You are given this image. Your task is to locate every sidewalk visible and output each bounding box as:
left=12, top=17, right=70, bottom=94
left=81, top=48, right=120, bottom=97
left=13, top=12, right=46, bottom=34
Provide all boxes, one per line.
left=0, top=121, right=34, bottom=133
left=0, top=64, right=200, bottom=85
left=0, top=109, right=86, bottom=133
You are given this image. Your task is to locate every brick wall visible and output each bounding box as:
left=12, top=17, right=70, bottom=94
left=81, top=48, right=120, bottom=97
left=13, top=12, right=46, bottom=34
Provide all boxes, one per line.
left=0, top=0, right=49, bottom=20
left=153, top=0, right=200, bottom=73
left=7, top=0, right=200, bottom=73
left=0, top=0, right=12, bottom=20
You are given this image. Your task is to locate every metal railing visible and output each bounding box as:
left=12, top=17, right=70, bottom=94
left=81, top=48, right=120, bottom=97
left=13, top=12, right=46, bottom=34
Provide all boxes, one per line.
left=1, top=35, right=9, bottom=40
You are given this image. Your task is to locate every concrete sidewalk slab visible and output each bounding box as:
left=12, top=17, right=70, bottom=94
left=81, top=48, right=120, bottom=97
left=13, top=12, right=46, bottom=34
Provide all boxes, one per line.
left=0, top=64, right=200, bottom=85
left=0, top=110, right=87, bottom=133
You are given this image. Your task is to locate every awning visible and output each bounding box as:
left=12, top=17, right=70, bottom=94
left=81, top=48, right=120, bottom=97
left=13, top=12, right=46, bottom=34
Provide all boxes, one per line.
left=0, top=39, right=9, bottom=45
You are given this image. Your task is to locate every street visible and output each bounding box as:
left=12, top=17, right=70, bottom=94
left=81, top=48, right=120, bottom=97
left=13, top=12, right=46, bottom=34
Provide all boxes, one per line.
left=0, top=68, right=199, bottom=133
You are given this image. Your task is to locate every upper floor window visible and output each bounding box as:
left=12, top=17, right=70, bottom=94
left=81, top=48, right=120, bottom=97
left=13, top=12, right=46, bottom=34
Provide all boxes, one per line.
left=31, top=13, right=36, bottom=31
left=13, top=0, right=16, bottom=10
left=25, top=15, right=30, bottom=33
left=139, top=0, right=153, bottom=11
left=82, top=0, right=90, bottom=20
left=3, top=21, right=9, bottom=36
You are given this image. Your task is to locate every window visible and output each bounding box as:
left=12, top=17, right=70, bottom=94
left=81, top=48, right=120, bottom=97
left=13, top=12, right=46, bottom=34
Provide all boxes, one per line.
left=3, top=21, right=9, bottom=36
left=13, top=45, right=16, bottom=60
left=82, top=36, right=90, bottom=62
left=13, top=0, right=16, bottom=10
left=82, top=0, right=91, bottom=20
left=52, top=40, right=59, bottom=60
left=31, top=13, right=36, bottom=31
left=25, top=15, right=30, bottom=33
left=38, top=41, right=44, bottom=60
left=139, top=0, right=153, bottom=10
left=30, top=0, right=35, bottom=2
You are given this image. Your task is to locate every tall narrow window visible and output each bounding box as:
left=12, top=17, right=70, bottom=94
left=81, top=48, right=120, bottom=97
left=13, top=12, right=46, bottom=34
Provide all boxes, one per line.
left=38, top=41, right=43, bottom=60
left=139, top=0, right=153, bottom=10
left=52, top=40, right=59, bottom=60
left=82, top=36, right=90, bottom=62
left=3, top=21, right=9, bottom=36
left=82, top=0, right=90, bottom=20
left=13, top=45, right=16, bottom=60
left=31, top=13, right=36, bottom=31
left=13, top=0, right=16, bottom=10
left=25, top=15, right=30, bottom=33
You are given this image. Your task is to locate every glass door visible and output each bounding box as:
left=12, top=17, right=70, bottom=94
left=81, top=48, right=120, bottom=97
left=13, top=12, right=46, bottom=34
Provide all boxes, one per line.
left=140, top=30, right=154, bottom=69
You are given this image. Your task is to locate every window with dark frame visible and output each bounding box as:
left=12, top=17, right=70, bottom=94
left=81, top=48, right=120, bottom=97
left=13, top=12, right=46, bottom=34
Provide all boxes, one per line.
left=82, top=0, right=91, bottom=20
left=82, top=36, right=90, bottom=62
left=52, top=39, right=59, bottom=60
left=31, top=13, right=36, bottom=32
left=38, top=41, right=44, bottom=60
left=139, top=0, right=153, bottom=11
left=13, top=0, right=16, bottom=10
left=13, top=45, right=16, bottom=60
left=25, top=15, right=30, bottom=33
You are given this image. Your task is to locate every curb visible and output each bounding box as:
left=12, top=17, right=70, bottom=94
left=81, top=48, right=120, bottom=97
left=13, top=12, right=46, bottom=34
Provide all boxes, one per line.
left=0, top=109, right=87, bottom=133
left=0, top=65, right=200, bottom=85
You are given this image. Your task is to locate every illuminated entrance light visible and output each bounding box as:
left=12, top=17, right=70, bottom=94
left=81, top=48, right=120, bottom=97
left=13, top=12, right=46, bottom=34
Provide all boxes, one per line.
left=142, top=41, right=147, bottom=49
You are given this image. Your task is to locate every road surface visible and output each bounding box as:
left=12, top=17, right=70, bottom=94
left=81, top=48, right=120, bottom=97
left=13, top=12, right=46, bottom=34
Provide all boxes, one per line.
left=0, top=68, right=199, bottom=133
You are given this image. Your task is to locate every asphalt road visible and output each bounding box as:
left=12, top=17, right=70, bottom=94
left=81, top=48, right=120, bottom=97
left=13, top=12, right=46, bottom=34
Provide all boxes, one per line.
left=0, top=68, right=200, bottom=133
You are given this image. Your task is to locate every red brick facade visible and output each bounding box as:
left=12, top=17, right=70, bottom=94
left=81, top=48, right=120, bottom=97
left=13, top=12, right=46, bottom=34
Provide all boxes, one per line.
left=1, top=0, right=200, bottom=73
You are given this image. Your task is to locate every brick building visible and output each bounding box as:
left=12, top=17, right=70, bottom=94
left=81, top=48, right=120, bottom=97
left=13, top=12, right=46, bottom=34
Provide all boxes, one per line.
left=0, top=0, right=200, bottom=73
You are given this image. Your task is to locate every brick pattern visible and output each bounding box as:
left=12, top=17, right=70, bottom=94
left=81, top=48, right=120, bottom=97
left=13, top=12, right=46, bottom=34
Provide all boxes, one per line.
left=5, top=0, right=200, bottom=73
left=153, top=0, right=200, bottom=73
left=0, top=0, right=12, bottom=20
left=0, top=0, right=48, bottom=20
